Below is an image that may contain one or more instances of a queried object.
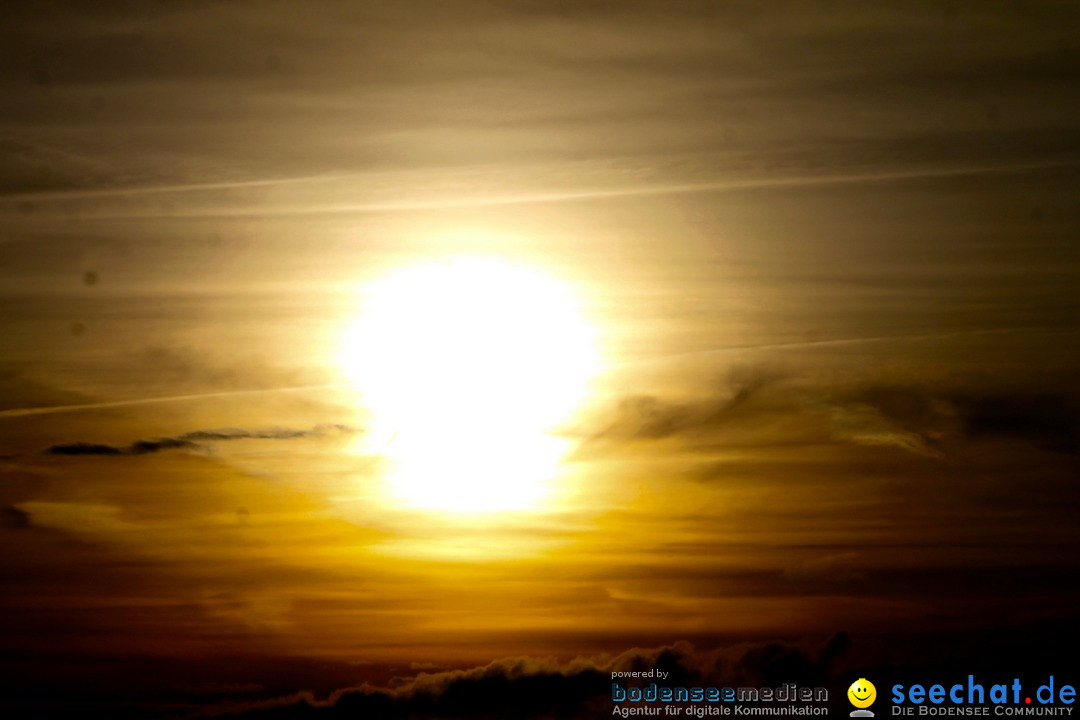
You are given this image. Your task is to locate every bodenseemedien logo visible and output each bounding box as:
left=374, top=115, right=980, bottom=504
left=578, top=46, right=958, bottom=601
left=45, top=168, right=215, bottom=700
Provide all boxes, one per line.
left=849, top=679, right=878, bottom=717
left=610, top=680, right=829, bottom=717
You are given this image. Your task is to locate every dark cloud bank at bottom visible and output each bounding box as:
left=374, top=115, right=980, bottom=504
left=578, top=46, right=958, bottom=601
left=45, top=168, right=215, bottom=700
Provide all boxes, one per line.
left=3, top=625, right=1077, bottom=720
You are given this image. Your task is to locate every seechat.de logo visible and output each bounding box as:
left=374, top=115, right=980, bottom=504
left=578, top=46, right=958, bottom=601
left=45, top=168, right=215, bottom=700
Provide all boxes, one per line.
left=891, top=676, right=1076, bottom=716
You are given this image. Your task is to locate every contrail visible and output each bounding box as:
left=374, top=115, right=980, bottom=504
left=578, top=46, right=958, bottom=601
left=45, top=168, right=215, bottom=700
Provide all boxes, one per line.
left=600, top=326, right=1057, bottom=369
left=127, top=159, right=1079, bottom=220
left=0, top=327, right=1063, bottom=418
left=2, top=157, right=1075, bottom=214
left=0, top=383, right=353, bottom=420
left=0, top=170, right=364, bottom=202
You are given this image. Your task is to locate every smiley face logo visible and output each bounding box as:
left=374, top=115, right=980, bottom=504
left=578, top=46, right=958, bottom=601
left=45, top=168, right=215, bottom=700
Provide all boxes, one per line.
left=848, top=679, right=877, bottom=709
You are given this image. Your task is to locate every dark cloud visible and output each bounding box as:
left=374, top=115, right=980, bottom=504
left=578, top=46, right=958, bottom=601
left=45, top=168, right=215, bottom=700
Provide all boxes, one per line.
left=591, top=365, right=786, bottom=442
left=46, top=441, right=135, bottom=456
left=1, top=504, right=31, bottom=528
left=832, top=383, right=1080, bottom=455
left=199, top=637, right=847, bottom=719
left=43, top=424, right=355, bottom=456
left=589, top=368, right=1080, bottom=458
left=4, top=627, right=1076, bottom=720
left=950, top=392, right=1080, bottom=453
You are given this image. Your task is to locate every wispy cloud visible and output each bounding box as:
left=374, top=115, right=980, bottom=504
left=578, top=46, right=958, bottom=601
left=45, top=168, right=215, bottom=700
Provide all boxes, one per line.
left=585, top=364, right=1080, bottom=458
left=44, top=424, right=356, bottom=456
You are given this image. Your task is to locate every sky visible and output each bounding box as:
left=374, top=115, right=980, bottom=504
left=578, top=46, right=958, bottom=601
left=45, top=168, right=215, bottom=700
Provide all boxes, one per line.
left=1, top=2, right=1079, bottom=718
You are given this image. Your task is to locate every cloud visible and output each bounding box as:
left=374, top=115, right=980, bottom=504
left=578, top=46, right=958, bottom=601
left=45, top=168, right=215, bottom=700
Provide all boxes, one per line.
left=829, top=383, right=1080, bottom=455
left=949, top=391, right=1080, bottom=453
left=198, top=637, right=848, bottom=719
left=1, top=504, right=31, bottom=528
left=825, top=402, right=945, bottom=457
left=43, top=424, right=356, bottom=456
left=586, top=367, right=1080, bottom=459
left=590, top=365, right=786, bottom=442
left=1, top=0, right=1074, bottom=206
left=45, top=442, right=127, bottom=456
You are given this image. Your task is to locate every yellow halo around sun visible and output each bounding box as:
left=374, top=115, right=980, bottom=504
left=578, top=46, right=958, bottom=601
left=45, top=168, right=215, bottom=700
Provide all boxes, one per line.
left=340, top=256, right=598, bottom=513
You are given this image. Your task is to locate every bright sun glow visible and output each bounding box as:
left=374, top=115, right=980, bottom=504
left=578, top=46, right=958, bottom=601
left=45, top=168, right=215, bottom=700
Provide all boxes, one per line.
left=340, top=256, right=598, bottom=513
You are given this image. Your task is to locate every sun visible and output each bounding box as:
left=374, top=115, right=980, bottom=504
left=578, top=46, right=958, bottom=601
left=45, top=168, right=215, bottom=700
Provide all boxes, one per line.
left=340, top=256, right=598, bottom=513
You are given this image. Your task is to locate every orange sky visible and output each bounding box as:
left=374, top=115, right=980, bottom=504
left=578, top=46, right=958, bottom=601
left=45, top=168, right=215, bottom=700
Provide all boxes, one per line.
left=1, top=2, right=1079, bottom=718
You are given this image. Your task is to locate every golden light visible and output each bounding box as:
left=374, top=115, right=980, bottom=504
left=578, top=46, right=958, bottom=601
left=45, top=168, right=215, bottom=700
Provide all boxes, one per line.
left=340, top=256, right=598, bottom=513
